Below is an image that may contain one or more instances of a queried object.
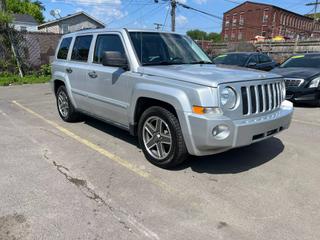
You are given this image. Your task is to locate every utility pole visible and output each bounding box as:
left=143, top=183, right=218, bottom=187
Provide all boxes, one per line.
left=171, top=0, right=176, bottom=32
left=306, top=1, right=320, bottom=36
left=154, top=23, right=163, bottom=30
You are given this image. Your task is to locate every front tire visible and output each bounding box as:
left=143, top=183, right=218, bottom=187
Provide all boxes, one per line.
left=138, top=106, right=188, bottom=168
left=56, top=85, right=80, bottom=122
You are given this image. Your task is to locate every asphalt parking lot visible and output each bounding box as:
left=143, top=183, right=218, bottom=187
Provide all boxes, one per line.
left=0, top=83, right=319, bottom=240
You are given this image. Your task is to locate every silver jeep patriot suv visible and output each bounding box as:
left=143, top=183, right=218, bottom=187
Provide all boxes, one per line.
left=51, top=29, right=293, bottom=168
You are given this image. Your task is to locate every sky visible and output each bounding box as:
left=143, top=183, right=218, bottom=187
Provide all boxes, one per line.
left=41, top=0, right=314, bottom=33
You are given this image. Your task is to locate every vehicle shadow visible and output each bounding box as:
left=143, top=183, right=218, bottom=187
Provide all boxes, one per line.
left=82, top=115, right=284, bottom=175
left=174, top=137, right=284, bottom=174
left=83, top=115, right=138, bottom=146
left=293, top=102, right=318, bottom=108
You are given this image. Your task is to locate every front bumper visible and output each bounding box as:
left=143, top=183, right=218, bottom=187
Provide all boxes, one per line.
left=183, top=100, right=293, bottom=156
left=286, top=87, right=320, bottom=103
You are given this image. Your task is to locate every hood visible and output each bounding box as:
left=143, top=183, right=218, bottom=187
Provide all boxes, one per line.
left=271, top=67, right=320, bottom=80
left=139, top=64, right=281, bottom=88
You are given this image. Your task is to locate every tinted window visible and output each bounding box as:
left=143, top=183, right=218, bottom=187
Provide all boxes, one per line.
left=57, top=37, right=72, bottom=60
left=214, top=53, right=249, bottom=66
left=94, top=34, right=126, bottom=64
left=259, top=54, right=271, bottom=63
left=248, top=55, right=259, bottom=64
left=280, top=55, right=320, bottom=68
left=71, top=35, right=93, bottom=62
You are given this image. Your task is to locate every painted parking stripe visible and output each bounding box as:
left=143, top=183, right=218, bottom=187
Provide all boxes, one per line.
left=12, top=100, right=176, bottom=194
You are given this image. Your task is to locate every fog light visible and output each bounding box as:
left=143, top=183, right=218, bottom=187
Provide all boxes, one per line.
left=212, top=125, right=230, bottom=140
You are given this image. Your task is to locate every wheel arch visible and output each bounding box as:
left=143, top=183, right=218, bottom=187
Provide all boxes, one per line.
left=129, top=83, right=192, bottom=136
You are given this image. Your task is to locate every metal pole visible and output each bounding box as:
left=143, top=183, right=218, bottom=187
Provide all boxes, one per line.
left=171, top=0, right=176, bottom=32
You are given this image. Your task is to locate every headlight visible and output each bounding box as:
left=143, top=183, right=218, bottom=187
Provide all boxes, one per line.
left=309, top=76, right=320, bottom=88
left=220, top=87, right=237, bottom=109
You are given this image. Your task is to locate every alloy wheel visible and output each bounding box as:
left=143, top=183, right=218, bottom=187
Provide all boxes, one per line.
left=142, top=116, right=172, bottom=161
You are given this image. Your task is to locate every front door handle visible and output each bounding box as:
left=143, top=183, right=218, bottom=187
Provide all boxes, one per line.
left=66, top=68, right=72, bottom=73
left=88, top=71, right=98, bottom=79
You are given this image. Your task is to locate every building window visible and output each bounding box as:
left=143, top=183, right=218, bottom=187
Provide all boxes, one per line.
left=225, top=15, right=230, bottom=28
left=238, top=30, right=243, bottom=40
left=224, top=33, right=228, bottom=41
left=62, top=24, right=69, bottom=34
left=20, top=26, right=27, bottom=32
left=239, top=13, right=244, bottom=26
left=232, top=14, right=237, bottom=27
left=263, top=9, right=269, bottom=23
left=231, top=31, right=236, bottom=40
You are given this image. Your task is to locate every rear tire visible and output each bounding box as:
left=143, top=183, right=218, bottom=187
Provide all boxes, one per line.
left=56, top=85, right=80, bottom=122
left=138, top=106, right=188, bottom=169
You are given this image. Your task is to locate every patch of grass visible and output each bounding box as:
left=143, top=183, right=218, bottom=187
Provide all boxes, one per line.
left=0, top=75, right=51, bottom=86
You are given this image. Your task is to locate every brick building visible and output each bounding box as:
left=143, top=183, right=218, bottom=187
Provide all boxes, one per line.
left=222, top=1, right=320, bottom=42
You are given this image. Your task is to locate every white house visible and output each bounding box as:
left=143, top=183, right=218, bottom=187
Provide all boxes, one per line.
left=11, top=14, right=38, bottom=32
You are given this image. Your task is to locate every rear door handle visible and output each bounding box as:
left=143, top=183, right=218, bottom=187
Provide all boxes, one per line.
left=66, top=68, right=72, bottom=73
left=88, top=71, right=98, bottom=79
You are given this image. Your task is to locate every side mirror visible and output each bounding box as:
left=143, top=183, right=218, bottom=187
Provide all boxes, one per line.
left=102, top=51, right=128, bottom=70
left=248, top=62, right=257, bottom=68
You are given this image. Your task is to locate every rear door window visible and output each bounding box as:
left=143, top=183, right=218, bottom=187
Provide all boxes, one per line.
left=57, top=37, right=72, bottom=60
left=93, top=34, right=126, bottom=64
left=71, top=35, right=93, bottom=62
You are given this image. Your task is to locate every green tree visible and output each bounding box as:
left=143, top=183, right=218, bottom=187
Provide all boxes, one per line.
left=6, top=0, right=45, bottom=23
left=187, top=29, right=208, bottom=40
left=0, top=0, right=12, bottom=25
left=207, top=32, right=221, bottom=42
left=187, top=29, right=221, bottom=42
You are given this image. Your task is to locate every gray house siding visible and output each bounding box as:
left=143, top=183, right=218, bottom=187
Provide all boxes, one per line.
left=38, top=13, right=105, bottom=34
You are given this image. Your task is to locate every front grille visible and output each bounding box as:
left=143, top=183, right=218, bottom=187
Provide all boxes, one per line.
left=285, top=78, right=304, bottom=87
left=241, top=82, right=283, bottom=115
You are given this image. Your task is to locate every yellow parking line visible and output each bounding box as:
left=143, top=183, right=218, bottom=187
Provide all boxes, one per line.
left=292, top=119, right=320, bottom=127
left=12, top=100, right=176, bottom=194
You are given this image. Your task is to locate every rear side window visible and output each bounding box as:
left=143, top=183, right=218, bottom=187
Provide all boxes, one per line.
left=259, top=54, right=271, bottom=63
left=248, top=55, right=259, bottom=64
left=71, top=35, right=93, bottom=62
left=93, top=34, right=126, bottom=64
left=57, top=37, right=72, bottom=60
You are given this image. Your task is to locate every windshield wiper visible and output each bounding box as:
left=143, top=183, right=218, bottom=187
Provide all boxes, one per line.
left=143, top=61, right=185, bottom=66
left=189, top=61, right=213, bottom=64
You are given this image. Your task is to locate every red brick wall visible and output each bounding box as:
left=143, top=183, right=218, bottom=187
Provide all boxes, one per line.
left=222, top=2, right=320, bottom=42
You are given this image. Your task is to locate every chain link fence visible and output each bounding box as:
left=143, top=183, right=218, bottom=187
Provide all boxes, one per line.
left=0, top=26, right=61, bottom=76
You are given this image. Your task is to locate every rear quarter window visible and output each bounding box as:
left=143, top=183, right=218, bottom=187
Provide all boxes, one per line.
left=57, top=37, right=72, bottom=60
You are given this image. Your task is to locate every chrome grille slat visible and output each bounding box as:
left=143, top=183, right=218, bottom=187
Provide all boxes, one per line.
left=246, top=86, right=252, bottom=115
left=254, top=85, right=259, bottom=114
left=276, top=83, right=281, bottom=107
left=272, top=84, right=277, bottom=109
left=261, top=85, right=266, bottom=112
left=267, top=84, right=272, bottom=110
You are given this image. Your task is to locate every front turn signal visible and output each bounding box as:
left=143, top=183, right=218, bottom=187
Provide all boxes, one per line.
left=192, top=106, right=222, bottom=115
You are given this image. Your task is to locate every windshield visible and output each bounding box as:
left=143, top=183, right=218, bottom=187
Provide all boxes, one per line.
left=280, top=54, right=320, bottom=68
left=129, top=32, right=212, bottom=66
left=213, top=53, right=249, bottom=66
